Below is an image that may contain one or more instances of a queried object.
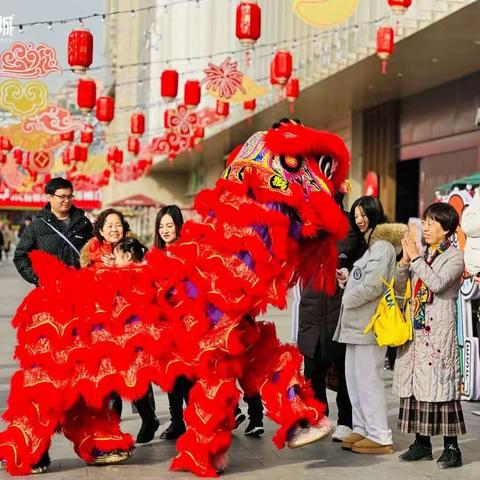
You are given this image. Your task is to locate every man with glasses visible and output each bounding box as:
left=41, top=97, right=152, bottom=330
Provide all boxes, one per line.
left=14, top=177, right=93, bottom=286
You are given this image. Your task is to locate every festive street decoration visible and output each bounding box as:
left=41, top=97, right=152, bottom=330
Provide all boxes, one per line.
left=364, top=171, right=379, bottom=197
left=243, top=99, right=256, bottom=112
left=25, top=150, right=54, bottom=173
left=293, top=0, right=358, bottom=27
left=67, top=29, right=94, bottom=73
left=68, top=144, right=88, bottom=163
left=376, top=26, right=395, bottom=74
left=236, top=0, right=261, bottom=47
left=96, top=96, right=115, bottom=123
left=272, top=51, right=293, bottom=85
left=216, top=99, right=230, bottom=117
left=130, top=112, right=145, bottom=136
left=21, top=104, right=84, bottom=134
left=60, top=130, right=74, bottom=143
left=107, top=146, right=124, bottom=166
left=286, top=77, right=300, bottom=113
left=127, top=136, right=140, bottom=156
left=161, top=69, right=179, bottom=102
left=164, top=104, right=199, bottom=136
left=0, top=135, right=13, bottom=153
left=202, top=57, right=245, bottom=100
left=387, top=0, right=412, bottom=15
left=0, top=42, right=62, bottom=79
left=0, top=80, right=49, bottom=118
left=184, top=80, right=201, bottom=109
left=207, top=74, right=266, bottom=104
left=150, top=131, right=192, bottom=160
left=80, top=124, right=94, bottom=145
left=77, top=78, right=96, bottom=112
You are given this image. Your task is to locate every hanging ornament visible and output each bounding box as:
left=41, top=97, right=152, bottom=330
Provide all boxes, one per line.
left=387, top=0, right=412, bottom=34
left=96, top=96, right=115, bottom=123
left=184, top=80, right=201, bottom=109
left=285, top=77, right=299, bottom=113
left=236, top=0, right=261, bottom=66
left=107, top=146, right=123, bottom=166
left=0, top=135, right=13, bottom=153
left=77, top=78, right=96, bottom=112
left=0, top=153, right=7, bottom=165
left=270, top=62, right=280, bottom=89
left=60, top=130, right=74, bottom=142
left=202, top=57, right=246, bottom=100
left=272, top=51, right=292, bottom=86
left=387, top=0, right=412, bottom=14
left=68, top=144, right=88, bottom=163
left=67, top=29, right=94, bottom=74
left=80, top=124, right=94, bottom=145
left=216, top=100, right=230, bottom=117
left=127, top=136, right=140, bottom=156
left=161, top=69, right=179, bottom=102
left=376, top=27, right=394, bottom=74
left=243, top=99, right=256, bottom=112
left=12, top=148, right=23, bottom=165
left=130, top=112, right=145, bottom=137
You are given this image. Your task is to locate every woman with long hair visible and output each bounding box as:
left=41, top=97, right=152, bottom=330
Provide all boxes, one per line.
left=333, top=196, right=406, bottom=454
left=154, top=205, right=194, bottom=440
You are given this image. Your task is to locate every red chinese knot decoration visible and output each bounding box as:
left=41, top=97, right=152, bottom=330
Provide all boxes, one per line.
left=77, top=78, right=96, bottom=112
left=161, top=70, right=179, bottom=102
left=67, top=29, right=93, bottom=74
left=272, top=51, right=293, bottom=86
left=376, top=27, right=394, bottom=74
left=96, top=96, right=115, bottom=123
left=236, top=1, right=261, bottom=47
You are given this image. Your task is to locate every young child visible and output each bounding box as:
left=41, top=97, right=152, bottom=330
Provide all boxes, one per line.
left=113, top=237, right=148, bottom=267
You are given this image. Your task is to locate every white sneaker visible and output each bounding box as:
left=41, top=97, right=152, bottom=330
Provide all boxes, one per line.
left=287, top=417, right=333, bottom=449
left=332, top=425, right=353, bottom=442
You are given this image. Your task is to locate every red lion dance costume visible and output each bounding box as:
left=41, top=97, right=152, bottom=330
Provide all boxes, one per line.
left=0, top=121, right=349, bottom=476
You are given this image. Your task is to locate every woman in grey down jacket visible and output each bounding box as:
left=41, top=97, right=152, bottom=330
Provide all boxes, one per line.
left=333, top=196, right=406, bottom=455
left=394, top=202, right=465, bottom=469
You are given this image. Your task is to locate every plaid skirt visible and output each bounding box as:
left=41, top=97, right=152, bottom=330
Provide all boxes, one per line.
left=398, top=396, right=466, bottom=437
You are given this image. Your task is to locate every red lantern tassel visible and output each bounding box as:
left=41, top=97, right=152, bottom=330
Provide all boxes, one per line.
left=381, top=59, right=388, bottom=75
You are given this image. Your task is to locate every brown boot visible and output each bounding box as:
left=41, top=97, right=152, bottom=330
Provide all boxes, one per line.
left=341, top=433, right=365, bottom=450
left=351, top=438, right=394, bottom=454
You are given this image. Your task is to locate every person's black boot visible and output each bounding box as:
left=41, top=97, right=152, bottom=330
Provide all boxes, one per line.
left=136, top=417, right=160, bottom=443
left=134, top=387, right=160, bottom=444
left=159, top=421, right=186, bottom=440
left=437, top=445, right=462, bottom=469
left=399, top=442, right=433, bottom=461
left=31, top=451, right=51, bottom=474
left=234, top=406, right=246, bottom=429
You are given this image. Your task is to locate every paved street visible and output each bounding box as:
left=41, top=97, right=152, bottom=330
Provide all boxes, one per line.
left=0, top=258, right=479, bottom=479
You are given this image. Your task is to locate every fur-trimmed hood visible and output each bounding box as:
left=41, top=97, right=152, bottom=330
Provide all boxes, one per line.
left=368, top=223, right=407, bottom=253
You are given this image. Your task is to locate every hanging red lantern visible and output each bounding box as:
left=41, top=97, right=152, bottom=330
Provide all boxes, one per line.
left=285, top=77, right=299, bottom=113
left=67, top=29, right=94, bottom=74
left=184, top=80, right=201, bottom=109
left=387, top=0, right=412, bottom=15
left=80, top=124, right=94, bottom=145
left=216, top=100, right=230, bottom=117
left=0, top=153, right=7, bottom=165
left=236, top=1, right=261, bottom=47
left=272, top=51, right=293, bottom=85
left=270, top=61, right=280, bottom=89
left=364, top=171, right=379, bottom=197
left=376, top=27, right=394, bottom=74
left=127, top=136, right=140, bottom=156
left=62, top=149, right=71, bottom=166
left=107, top=146, right=123, bottom=166
left=161, top=70, right=179, bottom=102
left=60, top=130, right=75, bottom=143
left=68, top=144, right=88, bottom=163
left=96, top=96, right=115, bottom=123
left=77, top=78, right=96, bottom=112
left=243, top=99, right=256, bottom=112
left=0, top=136, right=13, bottom=153
left=131, top=112, right=145, bottom=136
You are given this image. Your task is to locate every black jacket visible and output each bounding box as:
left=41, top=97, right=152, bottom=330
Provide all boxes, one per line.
left=297, top=213, right=365, bottom=360
left=13, top=204, right=93, bottom=285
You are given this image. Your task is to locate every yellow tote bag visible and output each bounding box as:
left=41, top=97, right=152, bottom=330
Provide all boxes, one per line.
left=363, top=278, right=413, bottom=348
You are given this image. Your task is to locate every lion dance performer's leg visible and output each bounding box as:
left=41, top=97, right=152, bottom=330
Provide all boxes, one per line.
left=241, top=321, right=331, bottom=449
left=62, top=397, right=134, bottom=464
left=0, top=369, right=60, bottom=476
left=170, top=364, right=240, bottom=477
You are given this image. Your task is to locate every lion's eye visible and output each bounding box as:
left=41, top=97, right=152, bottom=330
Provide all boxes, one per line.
left=317, top=155, right=334, bottom=180
left=280, top=154, right=303, bottom=173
